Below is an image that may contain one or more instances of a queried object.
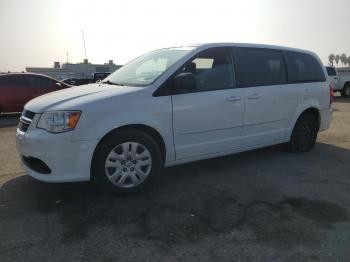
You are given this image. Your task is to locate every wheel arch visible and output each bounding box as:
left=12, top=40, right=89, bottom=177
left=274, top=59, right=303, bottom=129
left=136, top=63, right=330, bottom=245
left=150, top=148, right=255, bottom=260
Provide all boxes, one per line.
left=92, top=124, right=167, bottom=166
left=343, top=81, right=350, bottom=89
left=288, top=106, right=321, bottom=140
left=299, top=107, right=321, bottom=130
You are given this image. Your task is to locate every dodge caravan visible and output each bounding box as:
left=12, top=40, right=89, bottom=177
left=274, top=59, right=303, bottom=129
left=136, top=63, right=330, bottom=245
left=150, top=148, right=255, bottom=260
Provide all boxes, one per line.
left=16, top=43, right=332, bottom=194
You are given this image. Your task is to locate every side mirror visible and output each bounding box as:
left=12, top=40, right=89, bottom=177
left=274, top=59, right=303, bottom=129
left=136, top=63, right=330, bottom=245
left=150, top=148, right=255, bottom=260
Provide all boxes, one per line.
left=173, top=72, right=196, bottom=93
left=55, top=82, right=63, bottom=88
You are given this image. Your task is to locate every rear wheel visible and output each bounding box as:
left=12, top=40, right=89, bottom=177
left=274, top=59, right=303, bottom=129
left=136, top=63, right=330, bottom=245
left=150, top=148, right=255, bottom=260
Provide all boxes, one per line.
left=287, top=113, right=318, bottom=153
left=341, top=84, right=350, bottom=98
left=92, top=129, right=162, bottom=194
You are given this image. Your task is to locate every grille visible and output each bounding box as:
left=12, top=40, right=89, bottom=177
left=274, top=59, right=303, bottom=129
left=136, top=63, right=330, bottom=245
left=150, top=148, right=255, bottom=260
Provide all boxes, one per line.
left=18, top=110, right=36, bottom=134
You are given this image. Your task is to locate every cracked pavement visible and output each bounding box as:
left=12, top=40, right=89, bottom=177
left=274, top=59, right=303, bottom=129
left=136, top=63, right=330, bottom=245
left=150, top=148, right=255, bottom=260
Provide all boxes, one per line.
left=1, top=96, right=350, bottom=261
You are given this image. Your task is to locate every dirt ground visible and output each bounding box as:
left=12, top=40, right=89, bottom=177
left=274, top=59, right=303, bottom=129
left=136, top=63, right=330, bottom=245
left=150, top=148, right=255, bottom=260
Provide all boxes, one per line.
left=1, top=96, right=350, bottom=262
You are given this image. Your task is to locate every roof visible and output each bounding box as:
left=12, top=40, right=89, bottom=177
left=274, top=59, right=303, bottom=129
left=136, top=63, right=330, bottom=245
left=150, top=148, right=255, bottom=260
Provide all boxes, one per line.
left=0, top=72, right=66, bottom=83
left=187, top=42, right=315, bottom=55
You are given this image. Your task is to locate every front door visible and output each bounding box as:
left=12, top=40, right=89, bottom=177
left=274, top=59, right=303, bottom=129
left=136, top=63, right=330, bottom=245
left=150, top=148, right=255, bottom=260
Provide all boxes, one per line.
left=172, top=47, right=245, bottom=160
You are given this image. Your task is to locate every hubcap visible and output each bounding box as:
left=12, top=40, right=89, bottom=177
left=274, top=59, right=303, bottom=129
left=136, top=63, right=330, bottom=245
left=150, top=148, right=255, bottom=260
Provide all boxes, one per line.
left=104, top=142, right=152, bottom=188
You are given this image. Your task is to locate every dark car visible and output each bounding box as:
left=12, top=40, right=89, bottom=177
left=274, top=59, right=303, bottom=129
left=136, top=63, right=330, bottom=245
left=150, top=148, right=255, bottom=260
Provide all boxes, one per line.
left=61, top=78, right=92, bottom=86
left=0, top=73, right=70, bottom=114
left=93, top=72, right=111, bottom=82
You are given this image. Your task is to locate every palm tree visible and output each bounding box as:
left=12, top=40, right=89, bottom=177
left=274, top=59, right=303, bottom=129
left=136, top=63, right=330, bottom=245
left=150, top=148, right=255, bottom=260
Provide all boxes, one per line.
left=335, top=55, right=340, bottom=66
left=340, top=53, right=347, bottom=67
left=328, top=54, right=335, bottom=66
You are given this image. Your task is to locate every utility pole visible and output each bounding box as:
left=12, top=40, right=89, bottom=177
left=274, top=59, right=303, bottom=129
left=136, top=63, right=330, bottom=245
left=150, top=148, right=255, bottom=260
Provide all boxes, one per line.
left=82, top=30, right=88, bottom=60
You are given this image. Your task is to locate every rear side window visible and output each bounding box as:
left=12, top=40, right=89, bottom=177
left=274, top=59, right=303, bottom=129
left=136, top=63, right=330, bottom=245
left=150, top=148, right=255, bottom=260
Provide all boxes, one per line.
left=284, top=51, right=326, bottom=82
left=326, top=67, right=337, bottom=76
left=0, top=75, right=27, bottom=86
left=28, top=76, right=56, bottom=87
left=235, top=48, right=287, bottom=87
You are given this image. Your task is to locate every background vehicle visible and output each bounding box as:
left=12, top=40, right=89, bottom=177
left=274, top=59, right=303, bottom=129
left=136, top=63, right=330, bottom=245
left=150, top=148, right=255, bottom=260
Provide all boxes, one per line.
left=62, top=78, right=92, bottom=86
left=325, top=66, right=350, bottom=97
left=93, top=72, right=111, bottom=82
left=16, top=43, right=332, bottom=194
left=0, top=73, right=70, bottom=113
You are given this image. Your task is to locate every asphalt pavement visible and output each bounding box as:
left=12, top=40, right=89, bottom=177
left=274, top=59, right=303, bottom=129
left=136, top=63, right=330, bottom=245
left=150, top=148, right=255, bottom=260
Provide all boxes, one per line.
left=1, top=97, right=350, bottom=261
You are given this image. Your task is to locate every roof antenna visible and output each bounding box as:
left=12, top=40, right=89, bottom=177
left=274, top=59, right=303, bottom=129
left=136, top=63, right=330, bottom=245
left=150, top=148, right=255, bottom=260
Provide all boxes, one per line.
left=82, top=30, right=88, bottom=60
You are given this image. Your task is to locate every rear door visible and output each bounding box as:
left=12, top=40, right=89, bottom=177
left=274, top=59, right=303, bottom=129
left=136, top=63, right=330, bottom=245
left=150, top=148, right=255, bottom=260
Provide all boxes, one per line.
left=235, top=47, right=298, bottom=147
left=171, top=47, right=245, bottom=160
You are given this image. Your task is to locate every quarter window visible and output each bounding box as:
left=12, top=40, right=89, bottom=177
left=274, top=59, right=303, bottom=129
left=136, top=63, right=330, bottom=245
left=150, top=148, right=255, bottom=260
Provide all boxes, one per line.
left=284, top=51, right=326, bottom=82
left=235, top=48, right=287, bottom=87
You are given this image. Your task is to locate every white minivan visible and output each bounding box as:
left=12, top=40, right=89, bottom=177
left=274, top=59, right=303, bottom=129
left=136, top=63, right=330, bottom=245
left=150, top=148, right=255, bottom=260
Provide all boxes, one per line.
left=16, top=43, right=332, bottom=194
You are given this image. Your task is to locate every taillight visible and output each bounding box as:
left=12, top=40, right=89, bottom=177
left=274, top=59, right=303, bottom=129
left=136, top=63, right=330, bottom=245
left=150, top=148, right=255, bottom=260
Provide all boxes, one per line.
left=329, top=82, right=334, bottom=105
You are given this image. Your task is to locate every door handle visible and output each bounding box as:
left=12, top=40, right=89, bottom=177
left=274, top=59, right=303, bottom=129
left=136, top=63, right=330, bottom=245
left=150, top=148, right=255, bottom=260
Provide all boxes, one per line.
left=226, top=95, right=242, bottom=102
left=247, top=93, right=261, bottom=100
left=334, top=77, right=339, bottom=80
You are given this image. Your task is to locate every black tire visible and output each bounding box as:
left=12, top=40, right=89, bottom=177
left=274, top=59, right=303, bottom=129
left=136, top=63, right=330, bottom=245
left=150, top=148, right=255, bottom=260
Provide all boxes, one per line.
left=341, top=84, right=350, bottom=98
left=91, top=129, right=162, bottom=195
left=287, top=113, right=318, bottom=153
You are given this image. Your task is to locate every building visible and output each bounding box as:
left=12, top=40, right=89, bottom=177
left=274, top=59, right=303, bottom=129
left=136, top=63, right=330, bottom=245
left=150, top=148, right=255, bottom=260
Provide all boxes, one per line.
left=26, top=59, right=122, bottom=80
left=337, top=67, right=350, bottom=73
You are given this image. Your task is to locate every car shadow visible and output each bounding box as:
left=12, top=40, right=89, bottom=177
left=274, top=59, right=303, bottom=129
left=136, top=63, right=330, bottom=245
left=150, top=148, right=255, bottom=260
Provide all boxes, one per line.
left=334, top=96, right=350, bottom=103
left=0, top=113, right=20, bottom=128
left=1, top=142, right=349, bottom=251
left=2, top=142, right=349, bottom=202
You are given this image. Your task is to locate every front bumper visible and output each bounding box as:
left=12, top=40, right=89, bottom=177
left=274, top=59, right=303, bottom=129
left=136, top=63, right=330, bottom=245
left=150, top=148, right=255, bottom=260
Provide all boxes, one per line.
left=16, top=127, right=98, bottom=183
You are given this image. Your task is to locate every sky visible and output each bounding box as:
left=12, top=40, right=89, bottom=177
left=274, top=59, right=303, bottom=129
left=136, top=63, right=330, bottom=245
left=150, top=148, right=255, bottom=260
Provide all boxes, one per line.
left=0, top=0, right=349, bottom=72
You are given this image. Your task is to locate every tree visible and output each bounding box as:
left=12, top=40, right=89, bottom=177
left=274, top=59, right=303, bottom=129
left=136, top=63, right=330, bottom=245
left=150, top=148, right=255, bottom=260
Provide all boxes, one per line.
left=340, top=53, right=347, bottom=67
left=348, top=57, right=350, bottom=67
left=335, top=55, right=340, bottom=66
left=328, top=54, right=335, bottom=66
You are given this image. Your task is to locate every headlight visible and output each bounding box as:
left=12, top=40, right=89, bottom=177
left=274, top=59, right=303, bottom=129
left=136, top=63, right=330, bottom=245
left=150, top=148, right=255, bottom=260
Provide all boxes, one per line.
left=37, top=111, right=81, bottom=133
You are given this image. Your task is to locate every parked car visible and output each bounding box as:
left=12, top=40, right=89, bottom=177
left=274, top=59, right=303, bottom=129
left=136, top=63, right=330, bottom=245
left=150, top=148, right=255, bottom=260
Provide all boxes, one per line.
left=325, top=66, right=350, bottom=97
left=16, top=43, right=332, bottom=194
left=0, top=73, right=70, bottom=114
left=62, top=78, right=92, bottom=86
left=93, top=72, right=111, bottom=82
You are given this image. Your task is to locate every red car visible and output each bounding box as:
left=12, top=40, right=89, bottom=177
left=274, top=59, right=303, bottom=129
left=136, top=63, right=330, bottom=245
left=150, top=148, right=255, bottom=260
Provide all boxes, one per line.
left=0, top=73, right=70, bottom=113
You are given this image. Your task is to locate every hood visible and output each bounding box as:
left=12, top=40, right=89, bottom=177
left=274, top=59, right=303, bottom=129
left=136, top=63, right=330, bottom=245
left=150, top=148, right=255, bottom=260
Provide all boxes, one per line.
left=25, top=83, right=140, bottom=113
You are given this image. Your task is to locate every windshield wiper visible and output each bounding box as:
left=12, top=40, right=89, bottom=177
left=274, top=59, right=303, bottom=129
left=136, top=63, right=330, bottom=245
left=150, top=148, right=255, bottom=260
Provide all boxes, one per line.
left=102, top=80, right=124, bottom=86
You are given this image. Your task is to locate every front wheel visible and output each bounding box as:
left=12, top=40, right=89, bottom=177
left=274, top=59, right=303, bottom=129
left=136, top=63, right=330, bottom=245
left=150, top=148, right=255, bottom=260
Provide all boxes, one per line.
left=287, top=114, right=318, bottom=153
left=92, top=129, right=162, bottom=194
left=341, top=85, right=350, bottom=98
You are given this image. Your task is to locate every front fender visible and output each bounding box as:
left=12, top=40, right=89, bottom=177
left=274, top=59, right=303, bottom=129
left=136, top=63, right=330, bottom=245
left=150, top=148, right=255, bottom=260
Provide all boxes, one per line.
left=71, top=94, right=175, bottom=163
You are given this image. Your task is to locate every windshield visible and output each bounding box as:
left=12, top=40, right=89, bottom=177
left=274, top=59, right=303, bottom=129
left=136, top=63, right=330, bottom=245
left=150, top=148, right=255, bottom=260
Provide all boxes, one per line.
left=104, top=47, right=194, bottom=87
